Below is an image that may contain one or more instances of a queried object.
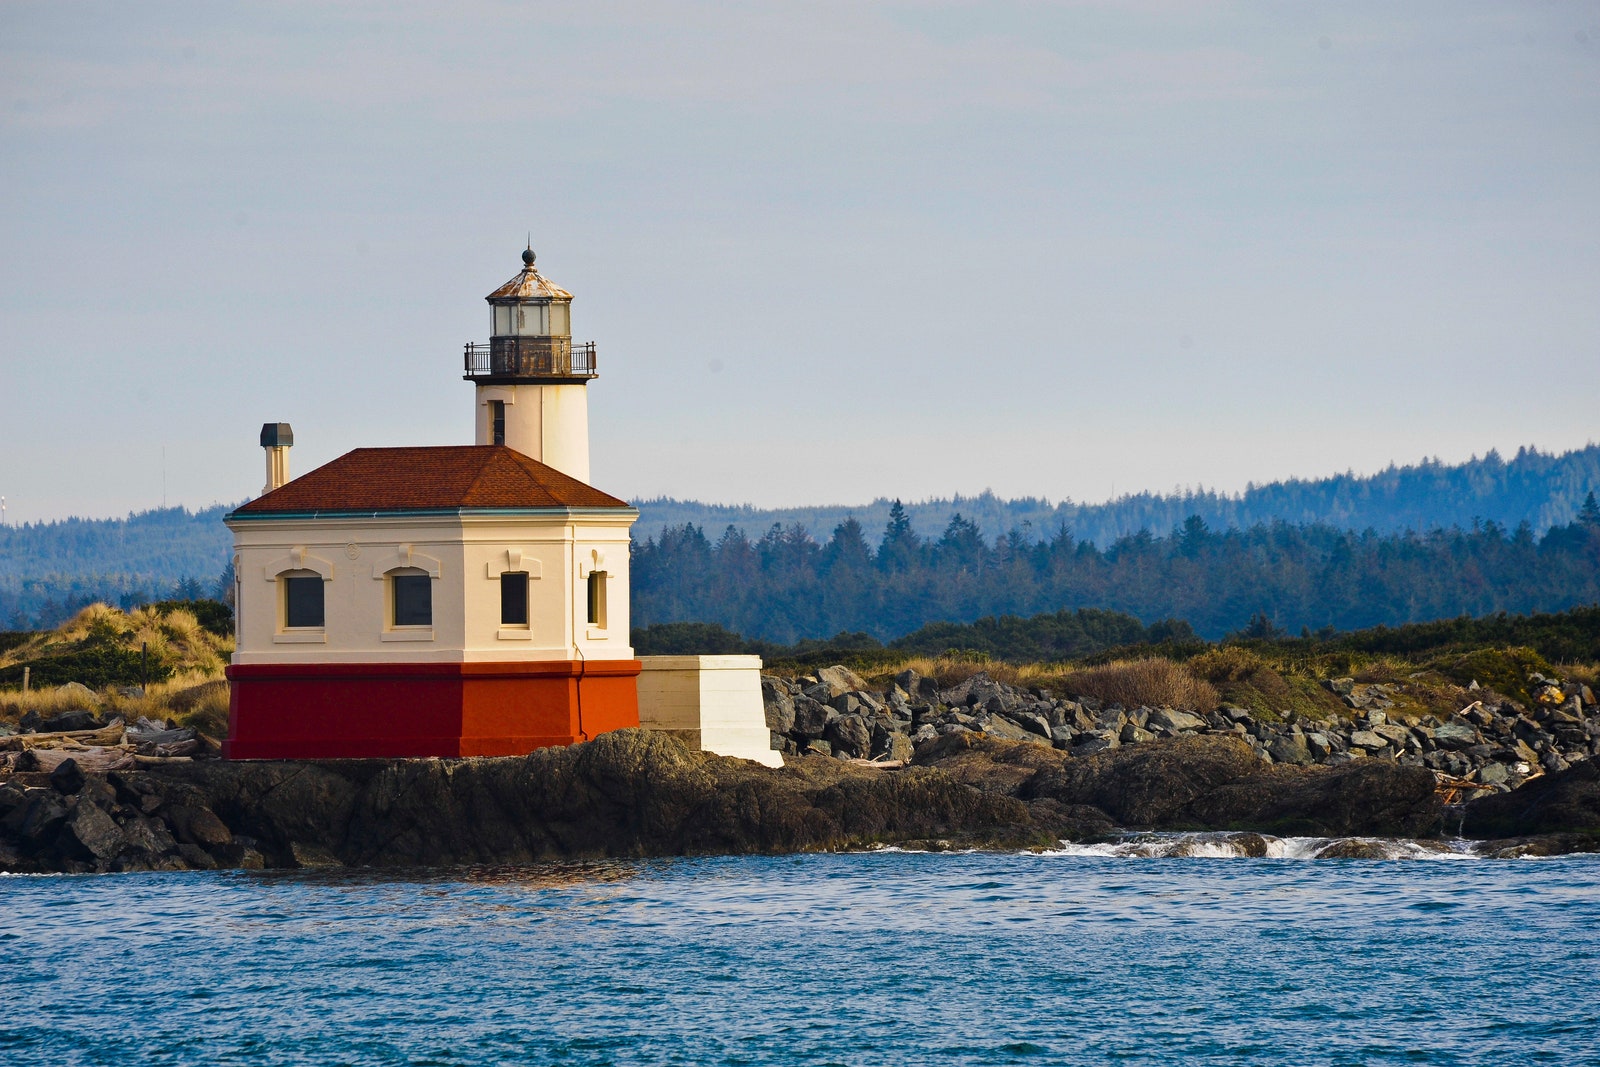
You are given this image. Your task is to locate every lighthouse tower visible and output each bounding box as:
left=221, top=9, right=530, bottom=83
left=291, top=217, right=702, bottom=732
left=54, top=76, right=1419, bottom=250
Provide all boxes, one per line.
left=466, top=247, right=594, bottom=483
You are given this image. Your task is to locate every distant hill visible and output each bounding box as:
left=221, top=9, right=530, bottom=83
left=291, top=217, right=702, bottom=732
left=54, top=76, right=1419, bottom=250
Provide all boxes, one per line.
left=634, top=444, right=1600, bottom=546
left=3, top=443, right=1596, bottom=630
left=0, top=506, right=234, bottom=628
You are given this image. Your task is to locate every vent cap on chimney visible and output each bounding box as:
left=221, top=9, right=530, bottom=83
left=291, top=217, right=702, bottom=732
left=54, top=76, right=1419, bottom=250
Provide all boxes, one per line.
left=260, top=423, right=294, bottom=448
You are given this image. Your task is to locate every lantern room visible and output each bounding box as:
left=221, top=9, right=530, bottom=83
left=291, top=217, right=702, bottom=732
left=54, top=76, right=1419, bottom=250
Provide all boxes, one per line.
left=466, top=247, right=596, bottom=484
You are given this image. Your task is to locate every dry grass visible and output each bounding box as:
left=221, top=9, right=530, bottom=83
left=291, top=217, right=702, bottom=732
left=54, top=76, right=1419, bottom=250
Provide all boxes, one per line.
left=1, top=603, right=231, bottom=675
left=1060, top=657, right=1220, bottom=713
left=862, top=655, right=1078, bottom=693
left=1, top=603, right=232, bottom=736
left=0, top=669, right=231, bottom=734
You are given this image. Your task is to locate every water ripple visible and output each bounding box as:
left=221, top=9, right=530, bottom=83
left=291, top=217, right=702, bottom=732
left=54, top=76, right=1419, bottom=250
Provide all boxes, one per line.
left=1, top=850, right=1597, bottom=1065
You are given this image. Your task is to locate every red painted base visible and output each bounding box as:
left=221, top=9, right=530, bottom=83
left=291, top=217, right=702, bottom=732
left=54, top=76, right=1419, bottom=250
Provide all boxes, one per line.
left=223, top=660, right=642, bottom=760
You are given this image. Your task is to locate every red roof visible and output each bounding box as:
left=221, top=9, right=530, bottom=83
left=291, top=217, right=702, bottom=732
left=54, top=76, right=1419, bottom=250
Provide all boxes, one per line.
left=233, top=446, right=631, bottom=515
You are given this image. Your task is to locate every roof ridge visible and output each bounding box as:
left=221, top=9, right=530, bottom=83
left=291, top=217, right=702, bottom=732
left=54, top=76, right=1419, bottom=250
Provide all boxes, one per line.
left=233, top=444, right=630, bottom=514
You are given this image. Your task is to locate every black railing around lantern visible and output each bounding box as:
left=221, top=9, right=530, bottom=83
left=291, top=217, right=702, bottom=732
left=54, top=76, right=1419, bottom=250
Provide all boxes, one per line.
left=463, top=339, right=597, bottom=380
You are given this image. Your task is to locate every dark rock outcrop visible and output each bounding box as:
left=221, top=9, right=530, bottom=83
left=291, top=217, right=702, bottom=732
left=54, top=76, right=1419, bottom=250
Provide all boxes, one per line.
left=926, top=731, right=1443, bottom=837
left=1462, top=758, right=1600, bottom=840
left=6, top=726, right=1584, bottom=874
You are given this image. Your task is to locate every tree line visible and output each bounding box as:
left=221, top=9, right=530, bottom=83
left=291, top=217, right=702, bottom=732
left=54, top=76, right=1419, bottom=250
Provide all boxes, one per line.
left=632, top=493, right=1600, bottom=645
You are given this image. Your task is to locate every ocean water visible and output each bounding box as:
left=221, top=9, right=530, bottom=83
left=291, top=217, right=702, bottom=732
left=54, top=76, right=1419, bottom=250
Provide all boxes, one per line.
left=3, top=842, right=1598, bottom=1066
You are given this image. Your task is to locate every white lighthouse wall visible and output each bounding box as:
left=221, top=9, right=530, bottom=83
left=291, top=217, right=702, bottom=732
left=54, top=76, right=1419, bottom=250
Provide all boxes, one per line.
left=535, top=384, right=590, bottom=484
left=228, top=512, right=634, bottom=665
left=474, top=383, right=591, bottom=485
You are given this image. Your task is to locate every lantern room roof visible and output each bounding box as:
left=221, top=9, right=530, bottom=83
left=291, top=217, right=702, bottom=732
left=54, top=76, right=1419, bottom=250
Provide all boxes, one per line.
left=486, top=249, right=573, bottom=302
left=231, top=446, right=631, bottom=517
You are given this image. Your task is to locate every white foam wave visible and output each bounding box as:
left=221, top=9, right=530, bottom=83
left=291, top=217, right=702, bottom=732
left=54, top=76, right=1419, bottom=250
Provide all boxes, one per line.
left=1035, top=832, right=1484, bottom=860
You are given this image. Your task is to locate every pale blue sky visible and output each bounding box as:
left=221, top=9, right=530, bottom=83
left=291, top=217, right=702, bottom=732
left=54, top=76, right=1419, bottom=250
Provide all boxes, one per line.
left=2, top=2, right=1597, bottom=525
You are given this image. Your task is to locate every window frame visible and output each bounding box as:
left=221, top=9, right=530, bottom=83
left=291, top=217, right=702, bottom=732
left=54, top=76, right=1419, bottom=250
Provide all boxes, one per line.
left=586, top=570, right=607, bottom=629
left=389, top=569, right=433, bottom=629
left=281, top=571, right=326, bottom=630
left=490, top=400, right=506, bottom=446
left=500, top=571, right=529, bottom=627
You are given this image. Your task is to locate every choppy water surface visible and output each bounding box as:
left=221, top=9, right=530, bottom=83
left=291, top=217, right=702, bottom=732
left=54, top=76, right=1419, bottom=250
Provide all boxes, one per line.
left=3, top=844, right=1598, bottom=1066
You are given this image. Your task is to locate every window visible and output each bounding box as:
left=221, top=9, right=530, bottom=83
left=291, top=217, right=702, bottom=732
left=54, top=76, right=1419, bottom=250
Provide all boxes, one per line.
left=490, top=400, right=506, bottom=446
left=500, top=572, right=528, bottom=625
left=391, top=572, right=432, bottom=627
left=586, top=571, right=607, bottom=628
left=283, top=574, right=324, bottom=628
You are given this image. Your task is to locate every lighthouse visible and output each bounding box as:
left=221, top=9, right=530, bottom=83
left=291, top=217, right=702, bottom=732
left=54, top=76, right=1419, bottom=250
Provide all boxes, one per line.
left=222, top=244, right=781, bottom=767
left=467, top=247, right=594, bottom=483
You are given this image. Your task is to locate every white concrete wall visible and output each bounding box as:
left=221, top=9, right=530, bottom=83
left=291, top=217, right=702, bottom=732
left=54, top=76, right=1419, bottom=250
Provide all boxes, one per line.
left=229, top=511, right=634, bottom=665
left=474, top=383, right=591, bottom=485
left=637, top=655, right=782, bottom=767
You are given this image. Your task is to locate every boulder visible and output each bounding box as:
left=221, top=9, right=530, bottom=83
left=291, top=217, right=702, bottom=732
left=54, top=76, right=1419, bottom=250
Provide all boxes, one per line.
left=876, top=733, right=915, bottom=762
left=118, top=814, right=177, bottom=857
left=165, top=803, right=234, bottom=849
left=41, top=709, right=99, bottom=733
left=1348, top=730, right=1389, bottom=752
left=982, top=716, right=1049, bottom=746
left=16, top=792, right=70, bottom=850
left=1146, top=708, right=1207, bottom=733
left=1477, top=762, right=1509, bottom=786
left=824, top=715, right=872, bottom=759
left=49, top=758, right=87, bottom=795
left=790, top=697, right=833, bottom=739
left=1071, top=731, right=1119, bottom=757
left=57, top=681, right=102, bottom=708
left=1121, top=723, right=1155, bottom=745
left=800, top=682, right=834, bottom=704
left=1005, top=712, right=1054, bottom=739
left=1372, top=724, right=1412, bottom=749
left=1463, top=758, right=1600, bottom=838
left=1267, top=733, right=1312, bottom=765
left=814, top=665, right=868, bottom=698
left=760, top=678, right=795, bottom=734
left=60, top=800, right=125, bottom=862
left=1432, top=721, right=1480, bottom=750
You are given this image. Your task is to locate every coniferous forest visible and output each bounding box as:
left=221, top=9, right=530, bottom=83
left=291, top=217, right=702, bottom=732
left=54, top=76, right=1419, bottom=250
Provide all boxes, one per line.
left=3, top=446, right=1597, bottom=638
left=633, top=494, right=1600, bottom=645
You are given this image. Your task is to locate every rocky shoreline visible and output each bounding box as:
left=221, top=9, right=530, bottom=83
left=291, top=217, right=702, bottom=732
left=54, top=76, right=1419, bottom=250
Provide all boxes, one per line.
left=3, top=722, right=1597, bottom=874
left=762, top=665, right=1600, bottom=791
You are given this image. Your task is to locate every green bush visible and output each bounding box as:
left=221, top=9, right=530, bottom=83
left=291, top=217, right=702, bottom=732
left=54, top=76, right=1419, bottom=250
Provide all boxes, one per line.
left=1435, top=647, right=1554, bottom=703
left=0, top=644, right=175, bottom=689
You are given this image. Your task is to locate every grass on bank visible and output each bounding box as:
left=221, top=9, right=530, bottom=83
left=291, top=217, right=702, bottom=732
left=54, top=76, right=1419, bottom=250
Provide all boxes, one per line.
left=0, top=602, right=232, bottom=736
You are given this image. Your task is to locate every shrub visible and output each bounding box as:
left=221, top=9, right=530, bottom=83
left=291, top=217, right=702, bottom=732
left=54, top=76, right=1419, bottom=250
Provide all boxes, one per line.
left=1063, top=657, right=1219, bottom=713
left=1187, top=646, right=1266, bottom=684
left=1436, top=647, right=1554, bottom=703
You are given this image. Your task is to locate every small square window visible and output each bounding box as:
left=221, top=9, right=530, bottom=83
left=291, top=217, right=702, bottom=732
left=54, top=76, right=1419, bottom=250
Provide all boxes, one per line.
left=392, top=573, right=432, bottom=627
left=500, top=572, right=528, bottom=625
left=284, top=575, right=324, bottom=628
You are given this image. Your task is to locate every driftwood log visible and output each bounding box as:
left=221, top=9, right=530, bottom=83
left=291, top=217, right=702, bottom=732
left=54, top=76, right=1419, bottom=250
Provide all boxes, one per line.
left=0, top=721, right=126, bottom=752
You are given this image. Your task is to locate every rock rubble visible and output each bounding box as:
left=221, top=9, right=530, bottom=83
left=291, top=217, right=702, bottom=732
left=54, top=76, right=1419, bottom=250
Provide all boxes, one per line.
left=762, top=667, right=1600, bottom=796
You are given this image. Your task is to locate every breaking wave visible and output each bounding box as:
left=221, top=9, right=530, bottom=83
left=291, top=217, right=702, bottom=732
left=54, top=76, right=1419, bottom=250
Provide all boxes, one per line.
left=1039, top=831, right=1488, bottom=860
